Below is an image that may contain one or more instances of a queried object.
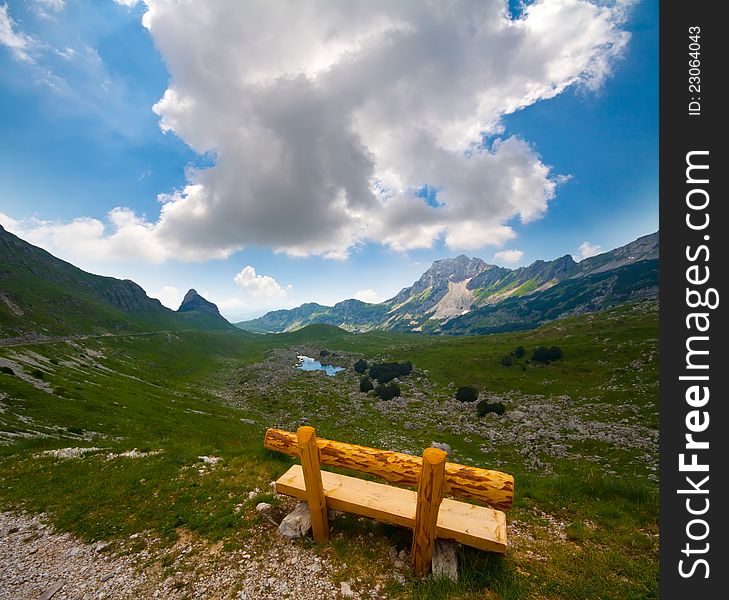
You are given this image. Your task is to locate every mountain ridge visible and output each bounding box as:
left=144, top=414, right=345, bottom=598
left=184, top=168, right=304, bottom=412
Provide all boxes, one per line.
left=0, top=224, right=235, bottom=337
left=236, top=232, right=658, bottom=334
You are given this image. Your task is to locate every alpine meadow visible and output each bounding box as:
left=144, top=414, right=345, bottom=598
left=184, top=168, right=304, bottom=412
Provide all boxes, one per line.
left=0, top=1, right=658, bottom=599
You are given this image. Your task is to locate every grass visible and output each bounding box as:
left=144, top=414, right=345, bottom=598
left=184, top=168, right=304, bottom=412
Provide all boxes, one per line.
left=0, top=301, right=659, bottom=598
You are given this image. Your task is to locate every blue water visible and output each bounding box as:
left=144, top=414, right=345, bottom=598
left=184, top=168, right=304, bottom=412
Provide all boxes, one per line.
left=296, top=355, right=345, bottom=376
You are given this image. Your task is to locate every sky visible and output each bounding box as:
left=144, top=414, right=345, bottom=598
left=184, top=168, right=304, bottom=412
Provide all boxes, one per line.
left=0, top=0, right=657, bottom=321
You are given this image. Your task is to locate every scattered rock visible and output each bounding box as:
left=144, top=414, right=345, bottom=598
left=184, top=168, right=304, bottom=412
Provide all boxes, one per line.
left=39, top=581, right=64, bottom=600
left=255, top=502, right=272, bottom=513
left=430, top=442, right=451, bottom=456
left=431, top=539, right=458, bottom=581
left=340, top=581, right=355, bottom=597
left=277, top=502, right=312, bottom=539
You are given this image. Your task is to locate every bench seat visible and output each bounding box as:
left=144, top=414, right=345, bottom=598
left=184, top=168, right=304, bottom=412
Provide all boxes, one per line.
left=275, top=464, right=507, bottom=553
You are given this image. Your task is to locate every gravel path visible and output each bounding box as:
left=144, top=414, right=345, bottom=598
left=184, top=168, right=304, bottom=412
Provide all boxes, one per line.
left=0, top=512, right=381, bottom=599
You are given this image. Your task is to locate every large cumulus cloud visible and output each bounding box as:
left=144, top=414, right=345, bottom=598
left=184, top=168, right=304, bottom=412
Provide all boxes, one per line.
left=5, top=0, right=632, bottom=262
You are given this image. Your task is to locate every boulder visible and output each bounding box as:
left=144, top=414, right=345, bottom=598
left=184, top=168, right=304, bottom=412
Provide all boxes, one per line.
left=431, top=539, right=458, bottom=581
left=277, top=502, right=312, bottom=539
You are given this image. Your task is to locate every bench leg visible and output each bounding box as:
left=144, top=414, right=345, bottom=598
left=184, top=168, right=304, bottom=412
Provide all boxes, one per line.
left=411, top=447, right=447, bottom=577
left=297, top=426, right=329, bottom=543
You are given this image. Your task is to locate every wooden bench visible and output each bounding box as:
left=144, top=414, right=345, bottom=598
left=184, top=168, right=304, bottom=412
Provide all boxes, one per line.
left=264, top=426, right=514, bottom=576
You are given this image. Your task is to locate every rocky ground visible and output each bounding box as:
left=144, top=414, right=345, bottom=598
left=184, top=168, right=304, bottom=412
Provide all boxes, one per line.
left=0, top=509, right=388, bottom=599
left=224, top=346, right=658, bottom=480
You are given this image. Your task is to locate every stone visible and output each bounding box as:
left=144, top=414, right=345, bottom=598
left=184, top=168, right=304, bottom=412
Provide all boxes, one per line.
left=430, top=442, right=451, bottom=456
left=431, top=539, right=458, bottom=581
left=340, top=581, right=355, bottom=597
left=255, top=502, right=272, bottom=513
left=39, top=582, right=64, bottom=600
left=277, top=502, right=312, bottom=539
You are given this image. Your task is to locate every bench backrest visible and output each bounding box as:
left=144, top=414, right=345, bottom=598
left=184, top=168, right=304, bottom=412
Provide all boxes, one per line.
left=264, top=428, right=514, bottom=511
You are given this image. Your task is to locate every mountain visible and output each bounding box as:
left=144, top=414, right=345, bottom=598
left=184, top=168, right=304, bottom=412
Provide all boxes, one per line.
left=0, top=224, right=234, bottom=338
left=176, top=289, right=234, bottom=330
left=236, top=232, right=658, bottom=334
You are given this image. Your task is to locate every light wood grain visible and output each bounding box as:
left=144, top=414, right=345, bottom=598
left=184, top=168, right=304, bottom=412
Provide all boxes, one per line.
left=265, top=428, right=514, bottom=511
left=297, top=426, right=329, bottom=542
left=411, top=448, right=447, bottom=576
left=275, top=465, right=507, bottom=553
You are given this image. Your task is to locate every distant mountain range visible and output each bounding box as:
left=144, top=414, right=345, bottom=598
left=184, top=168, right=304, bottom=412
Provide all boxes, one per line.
left=0, top=222, right=657, bottom=339
left=236, top=232, right=658, bottom=335
left=0, top=224, right=234, bottom=338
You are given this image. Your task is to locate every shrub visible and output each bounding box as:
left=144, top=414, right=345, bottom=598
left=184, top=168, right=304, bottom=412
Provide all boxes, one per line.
left=319, top=349, right=330, bottom=357
left=0, top=366, right=14, bottom=376
left=369, top=361, right=412, bottom=383
left=374, top=382, right=401, bottom=400
left=31, top=368, right=44, bottom=379
left=548, top=346, right=563, bottom=360
left=455, top=386, right=479, bottom=402
left=359, top=376, right=374, bottom=393
left=500, top=355, right=513, bottom=367
left=477, top=400, right=506, bottom=417
left=67, top=426, right=84, bottom=435
left=514, top=346, right=526, bottom=359
left=354, top=359, right=368, bottom=374
left=532, top=345, right=563, bottom=363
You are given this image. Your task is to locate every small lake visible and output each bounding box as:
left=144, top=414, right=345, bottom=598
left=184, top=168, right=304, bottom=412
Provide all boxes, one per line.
left=296, top=355, right=345, bottom=376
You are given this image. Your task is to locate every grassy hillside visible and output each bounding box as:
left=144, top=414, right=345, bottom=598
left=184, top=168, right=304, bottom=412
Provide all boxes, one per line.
left=0, top=302, right=658, bottom=598
left=0, top=225, right=234, bottom=337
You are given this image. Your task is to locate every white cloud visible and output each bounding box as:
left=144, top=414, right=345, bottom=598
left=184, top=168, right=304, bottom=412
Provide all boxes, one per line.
left=352, top=289, right=382, bottom=304
left=137, top=0, right=629, bottom=259
left=577, top=240, right=603, bottom=260
left=113, top=0, right=142, bottom=7
left=494, top=249, right=525, bottom=264
left=149, top=285, right=183, bottom=310
left=0, top=4, right=36, bottom=62
left=33, top=0, right=65, bottom=19
left=233, top=265, right=290, bottom=301
left=3, top=1, right=632, bottom=263
left=0, top=209, right=172, bottom=266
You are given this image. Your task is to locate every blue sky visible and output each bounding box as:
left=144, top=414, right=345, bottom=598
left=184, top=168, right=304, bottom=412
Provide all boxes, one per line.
left=0, top=0, right=657, bottom=321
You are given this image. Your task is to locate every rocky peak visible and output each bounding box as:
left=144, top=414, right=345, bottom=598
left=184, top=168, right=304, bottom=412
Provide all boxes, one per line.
left=177, top=289, right=222, bottom=316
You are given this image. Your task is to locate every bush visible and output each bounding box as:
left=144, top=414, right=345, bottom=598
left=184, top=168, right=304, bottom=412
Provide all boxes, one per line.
left=374, top=382, right=401, bottom=400
left=369, top=361, right=412, bottom=383
left=548, top=346, right=563, bottom=360
left=31, top=368, right=44, bottom=379
left=514, top=345, right=526, bottom=359
left=500, top=355, right=513, bottom=367
left=532, top=345, right=563, bottom=363
left=477, top=400, right=506, bottom=417
left=455, top=386, right=479, bottom=402
left=354, top=359, right=368, bottom=374
left=319, top=349, right=330, bottom=357
left=0, top=366, right=14, bottom=376
left=359, top=376, right=374, bottom=393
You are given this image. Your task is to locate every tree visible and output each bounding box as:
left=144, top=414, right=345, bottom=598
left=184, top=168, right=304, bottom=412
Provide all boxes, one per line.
left=548, top=346, right=563, bottom=360
left=369, top=361, right=413, bottom=383
left=532, top=345, right=563, bottom=363
left=354, top=359, right=368, bottom=374
left=500, top=355, right=513, bottom=367
left=455, top=386, right=479, bottom=402
left=514, top=346, right=526, bottom=359
left=477, top=400, right=506, bottom=417
left=375, top=382, right=401, bottom=400
left=359, top=376, right=374, bottom=393
left=319, top=349, right=330, bottom=357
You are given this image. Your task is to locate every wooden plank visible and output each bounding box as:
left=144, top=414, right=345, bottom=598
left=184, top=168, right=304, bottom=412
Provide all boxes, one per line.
left=265, top=428, right=514, bottom=510
left=411, top=448, right=447, bottom=576
left=297, top=426, right=329, bottom=542
left=275, top=465, right=507, bottom=554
